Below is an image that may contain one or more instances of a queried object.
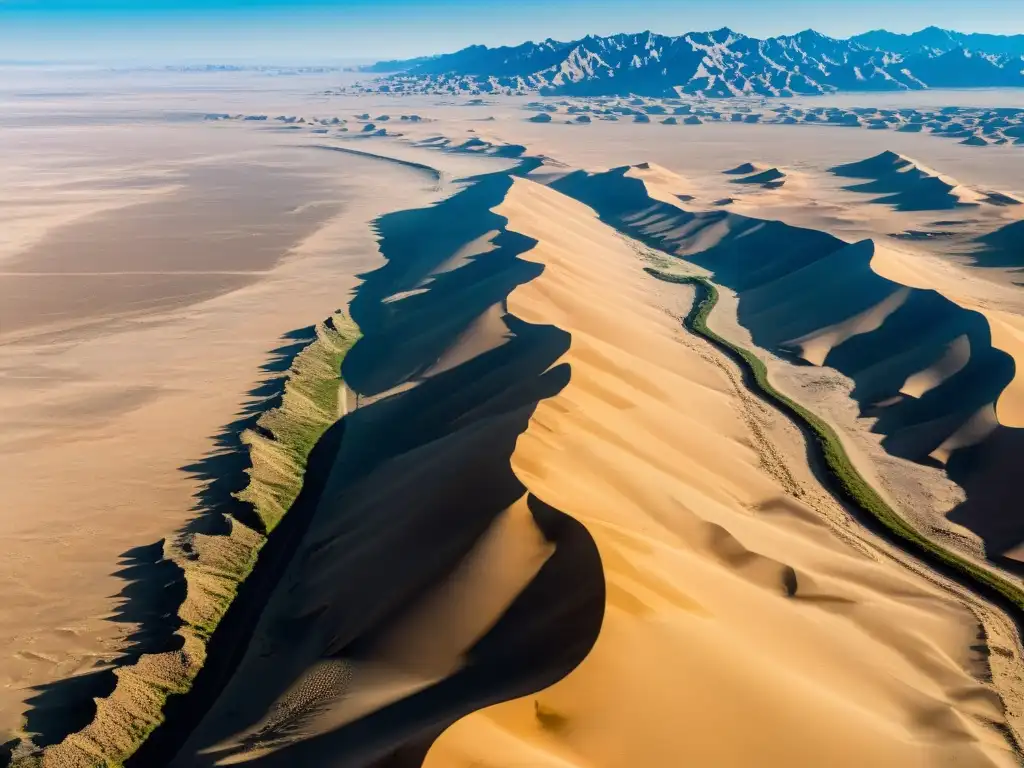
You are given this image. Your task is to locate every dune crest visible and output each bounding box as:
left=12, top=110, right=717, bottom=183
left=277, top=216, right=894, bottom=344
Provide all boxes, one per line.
left=900, top=334, right=972, bottom=398
left=723, top=161, right=766, bottom=175
left=731, top=167, right=787, bottom=187
left=787, top=279, right=911, bottom=365
left=832, top=150, right=989, bottom=210
left=868, top=244, right=1024, bottom=429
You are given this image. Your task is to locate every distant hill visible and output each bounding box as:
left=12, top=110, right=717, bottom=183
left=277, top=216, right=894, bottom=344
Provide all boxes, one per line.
left=852, top=26, right=1024, bottom=57
left=362, top=27, right=1024, bottom=97
left=355, top=54, right=440, bottom=73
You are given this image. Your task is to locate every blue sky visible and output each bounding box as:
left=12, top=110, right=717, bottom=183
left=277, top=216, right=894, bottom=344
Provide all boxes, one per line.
left=2, top=0, right=1023, bottom=63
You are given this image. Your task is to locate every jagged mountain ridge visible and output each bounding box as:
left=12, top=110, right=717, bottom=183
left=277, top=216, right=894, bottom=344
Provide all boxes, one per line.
left=365, top=27, right=1024, bottom=97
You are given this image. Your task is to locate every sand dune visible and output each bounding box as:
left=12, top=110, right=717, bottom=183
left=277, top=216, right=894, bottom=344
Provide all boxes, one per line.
left=338, top=84, right=1024, bottom=153
left=411, top=136, right=527, bottom=160
left=830, top=150, right=916, bottom=178
left=973, top=220, right=1024, bottom=268
left=900, top=334, right=972, bottom=398
left=832, top=151, right=987, bottom=210
left=0, top=100, right=523, bottom=762
left=723, top=161, right=765, bottom=175
left=731, top=167, right=787, bottom=187
left=0, top=122, right=462, bottom=756
left=313, top=144, right=443, bottom=184
left=982, top=191, right=1023, bottom=207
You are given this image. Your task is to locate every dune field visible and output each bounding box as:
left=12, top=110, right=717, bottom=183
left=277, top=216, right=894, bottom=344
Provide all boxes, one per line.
left=4, top=68, right=1024, bottom=767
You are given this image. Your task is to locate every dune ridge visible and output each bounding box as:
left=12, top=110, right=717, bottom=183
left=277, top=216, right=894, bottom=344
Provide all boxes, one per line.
left=730, top=167, right=787, bottom=187
left=159, top=159, right=604, bottom=767
left=973, top=220, right=1024, bottom=268
left=10, top=314, right=359, bottom=767
left=831, top=150, right=989, bottom=210
left=313, top=145, right=443, bottom=187
left=723, top=162, right=765, bottom=176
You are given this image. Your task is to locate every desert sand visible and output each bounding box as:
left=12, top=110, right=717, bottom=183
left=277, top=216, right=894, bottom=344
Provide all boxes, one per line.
left=5, top=68, right=1024, bottom=767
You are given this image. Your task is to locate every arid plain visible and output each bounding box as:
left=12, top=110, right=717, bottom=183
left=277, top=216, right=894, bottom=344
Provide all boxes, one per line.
left=3, top=65, right=1024, bottom=767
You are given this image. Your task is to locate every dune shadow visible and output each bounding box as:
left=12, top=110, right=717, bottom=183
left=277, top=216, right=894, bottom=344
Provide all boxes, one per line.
left=871, top=192, right=975, bottom=212
left=14, top=324, right=326, bottom=754
left=170, top=160, right=604, bottom=768
left=812, top=295, right=1023, bottom=558
left=216, top=490, right=603, bottom=768
left=128, top=416, right=352, bottom=768
left=20, top=669, right=118, bottom=751
left=344, top=166, right=541, bottom=398
left=179, top=324, right=319, bottom=537
left=969, top=221, right=1024, bottom=269
left=731, top=169, right=785, bottom=186
left=180, top=320, right=603, bottom=768
left=0, top=740, right=15, bottom=765
left=946, top=420, right=1024, bottom=566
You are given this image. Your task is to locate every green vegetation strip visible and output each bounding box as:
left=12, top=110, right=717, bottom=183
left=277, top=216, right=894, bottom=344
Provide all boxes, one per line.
left=645, top=267, right=1024, bottom=616
left=13, top=313, right=360, bottom=768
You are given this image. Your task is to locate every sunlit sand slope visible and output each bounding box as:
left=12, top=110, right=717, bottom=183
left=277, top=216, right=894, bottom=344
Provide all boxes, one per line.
left=424, top=176, right=1015, bottom=768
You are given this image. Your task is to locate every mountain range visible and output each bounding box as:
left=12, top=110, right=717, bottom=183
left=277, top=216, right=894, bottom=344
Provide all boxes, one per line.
left=362, top=27, right=1024, bottom=97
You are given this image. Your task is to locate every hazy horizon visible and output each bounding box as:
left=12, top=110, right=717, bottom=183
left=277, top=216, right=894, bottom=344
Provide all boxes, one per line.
left=2, top=0, right=1024, bottom=66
